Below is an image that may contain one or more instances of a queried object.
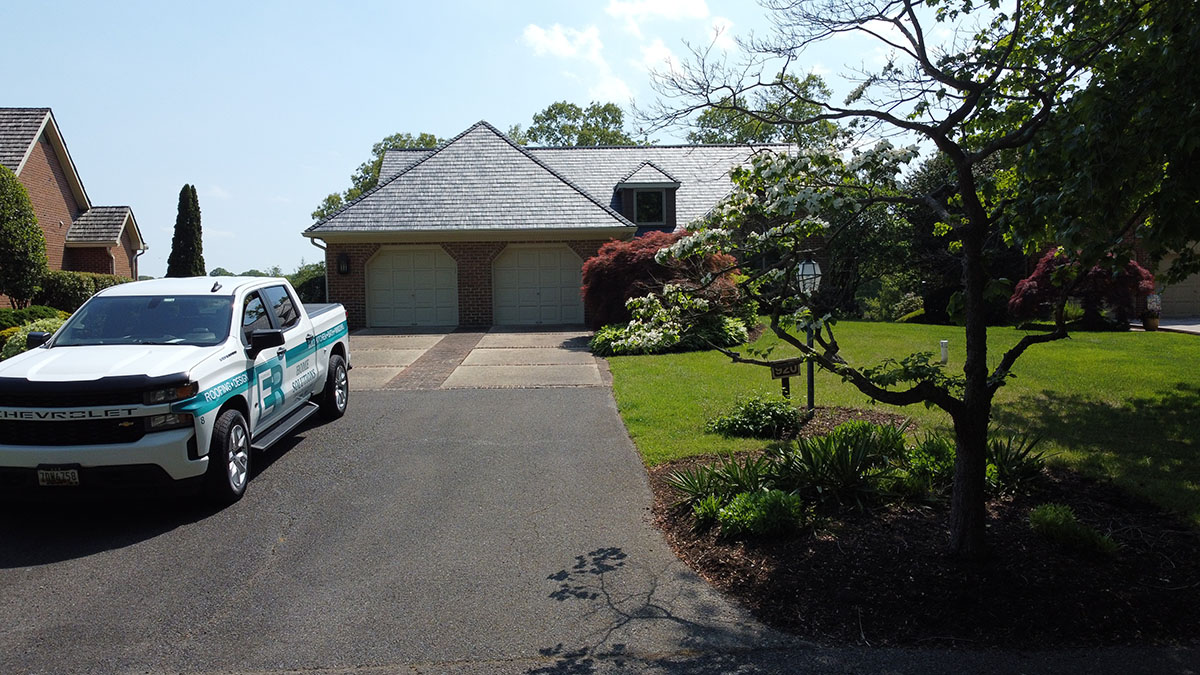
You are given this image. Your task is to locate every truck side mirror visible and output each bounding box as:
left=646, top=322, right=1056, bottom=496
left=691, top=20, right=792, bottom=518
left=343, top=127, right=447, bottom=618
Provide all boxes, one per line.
left=247, top=328, right=285, bottom=358
left=25, top=332, right=51, bottom=350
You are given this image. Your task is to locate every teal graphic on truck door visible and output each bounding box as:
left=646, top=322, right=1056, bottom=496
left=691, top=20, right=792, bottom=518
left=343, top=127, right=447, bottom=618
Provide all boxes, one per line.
left=242, top=291, right=286, bottom=428
left=261, top=284, right=320, bottom=413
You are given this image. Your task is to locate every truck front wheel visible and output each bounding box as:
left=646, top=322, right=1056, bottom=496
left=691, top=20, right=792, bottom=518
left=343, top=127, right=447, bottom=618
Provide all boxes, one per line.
left=320, top=354, right=348, bottom=420
left=206, top=409, right=251, bottom=506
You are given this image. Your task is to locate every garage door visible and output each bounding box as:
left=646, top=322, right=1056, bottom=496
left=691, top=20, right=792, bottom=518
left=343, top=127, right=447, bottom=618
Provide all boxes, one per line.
left=367, top=248, right=458, bottom=326
left=493, top=246, right=584, bottom=325
left=1162, top=272, right=1200, bottom=318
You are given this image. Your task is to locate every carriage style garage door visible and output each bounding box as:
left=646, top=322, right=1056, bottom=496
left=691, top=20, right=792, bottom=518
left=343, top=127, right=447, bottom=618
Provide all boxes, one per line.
left=493, top=246, right=584, bottom=325
left=1162, top=272, right=1200, bottom=318
left=367, top=248, right=458, bottom=326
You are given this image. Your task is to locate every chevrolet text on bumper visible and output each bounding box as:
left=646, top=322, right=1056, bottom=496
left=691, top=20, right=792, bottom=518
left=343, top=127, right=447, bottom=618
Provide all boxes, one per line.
left=0, top=276, right=351, bottom=504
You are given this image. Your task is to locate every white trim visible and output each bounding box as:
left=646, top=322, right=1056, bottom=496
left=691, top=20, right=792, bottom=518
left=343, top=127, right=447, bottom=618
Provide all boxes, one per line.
left=16, top=111, right=92, bottom=210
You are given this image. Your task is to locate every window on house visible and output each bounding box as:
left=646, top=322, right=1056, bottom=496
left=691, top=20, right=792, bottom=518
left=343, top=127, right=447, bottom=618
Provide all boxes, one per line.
left=634, top=190, right=665, bottom=225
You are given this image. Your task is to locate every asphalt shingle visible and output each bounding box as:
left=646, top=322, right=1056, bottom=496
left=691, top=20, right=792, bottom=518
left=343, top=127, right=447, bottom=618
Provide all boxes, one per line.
left=309, top=122, right=632, bottom=233
left=0, top=108, right=50, bottom=173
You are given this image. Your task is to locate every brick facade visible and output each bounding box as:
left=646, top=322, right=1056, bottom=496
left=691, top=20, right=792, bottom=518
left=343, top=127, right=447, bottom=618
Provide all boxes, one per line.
left=63, top=247, right=114, bottom=274
left=18, top=136, right=81, bottom=271
left=326, top=238, right=612, bottom=329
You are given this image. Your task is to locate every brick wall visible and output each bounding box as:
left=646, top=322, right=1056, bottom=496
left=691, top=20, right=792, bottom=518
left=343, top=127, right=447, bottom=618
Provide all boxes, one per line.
left=117, top=228, right=136, bottom=278
left=63, top=247, right=114, bottom=274
left=325, top=242, right=380, bottom=329
left=17, top=135, right=83, bottom=271
left=325, top=238, right=615, bottom=329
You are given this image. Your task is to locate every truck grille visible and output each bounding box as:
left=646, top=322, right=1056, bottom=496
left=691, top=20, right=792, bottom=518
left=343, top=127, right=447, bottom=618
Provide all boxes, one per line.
left=0, top=419, right=146, bottom=446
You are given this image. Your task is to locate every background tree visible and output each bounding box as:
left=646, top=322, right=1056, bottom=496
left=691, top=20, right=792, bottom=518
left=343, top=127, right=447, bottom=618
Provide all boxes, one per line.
left=0, top=165, right=48, bottom=308
left=165, top=184, right=204, bottom=278
left=686, top=73, right=840, bottom=148
left=312, top=132, right=442, bottom=221
left=648, top=0, right=1171, bottom=558
left=526, top=101, right=639, bottom=146
left=208, top=267, right=233, bottom=276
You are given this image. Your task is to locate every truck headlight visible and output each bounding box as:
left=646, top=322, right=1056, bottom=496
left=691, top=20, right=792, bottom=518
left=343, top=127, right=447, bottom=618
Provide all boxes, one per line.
left=144, top=382, right=199, bottom=405
left=146, top=413, right=194, bottom=431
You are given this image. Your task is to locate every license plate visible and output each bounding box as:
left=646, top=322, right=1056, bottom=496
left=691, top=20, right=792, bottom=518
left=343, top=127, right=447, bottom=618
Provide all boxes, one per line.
left=37, top=468, right=80, bottom=487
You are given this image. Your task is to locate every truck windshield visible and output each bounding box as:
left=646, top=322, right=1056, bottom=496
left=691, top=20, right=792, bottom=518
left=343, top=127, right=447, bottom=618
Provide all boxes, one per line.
left=54, top=295, right=235, bottom=347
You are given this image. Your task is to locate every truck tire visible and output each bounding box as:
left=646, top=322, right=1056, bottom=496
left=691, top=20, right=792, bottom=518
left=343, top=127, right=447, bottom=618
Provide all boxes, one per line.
left=206, top=409, right=251, bottom=506
left=320, top=354, right=348, bottom=420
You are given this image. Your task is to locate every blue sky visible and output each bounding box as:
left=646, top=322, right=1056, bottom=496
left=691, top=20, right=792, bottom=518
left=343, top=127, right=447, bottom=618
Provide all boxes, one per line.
left=4, top=0, right=885, bottom=277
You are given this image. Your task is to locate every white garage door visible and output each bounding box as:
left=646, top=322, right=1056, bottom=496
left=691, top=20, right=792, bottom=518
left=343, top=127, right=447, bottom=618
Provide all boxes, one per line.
left=493, top=246, right=584, bottom=325
left=1162, top=272, right=1200, bottom=318
left=367, top=248, right=458, bottom=326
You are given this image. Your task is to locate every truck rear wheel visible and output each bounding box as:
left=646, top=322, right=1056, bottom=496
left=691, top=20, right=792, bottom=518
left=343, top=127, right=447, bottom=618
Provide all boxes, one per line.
left=320, top=354, right=348, bottom=420
left=206, top=409, right=251, bottom=506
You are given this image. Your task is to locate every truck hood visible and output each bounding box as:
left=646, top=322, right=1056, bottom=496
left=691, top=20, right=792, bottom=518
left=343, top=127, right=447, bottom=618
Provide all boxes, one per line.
left=0, top=344, right=220, bottom=382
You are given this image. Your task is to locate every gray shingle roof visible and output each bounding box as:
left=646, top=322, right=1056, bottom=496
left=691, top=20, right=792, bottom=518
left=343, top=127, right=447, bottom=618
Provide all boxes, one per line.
left=0, top=108, right=50, bottom=172
left=67, top=206, right=132, bottom=244
left=618, top=161, right=680, bottom=186
left=378, top=148, right=434, bottom=181
left=308, top=122, right=632, bottom=233
left=531, top=144, right=787, bottom=227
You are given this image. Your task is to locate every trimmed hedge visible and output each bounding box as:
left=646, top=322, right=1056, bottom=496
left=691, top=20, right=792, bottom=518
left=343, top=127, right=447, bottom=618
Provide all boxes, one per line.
left=33, top=270, right=133, bottom=312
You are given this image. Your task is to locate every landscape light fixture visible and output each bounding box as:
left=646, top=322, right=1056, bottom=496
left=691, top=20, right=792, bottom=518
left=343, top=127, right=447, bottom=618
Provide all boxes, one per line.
left=796, top=257, right=822, bottom=411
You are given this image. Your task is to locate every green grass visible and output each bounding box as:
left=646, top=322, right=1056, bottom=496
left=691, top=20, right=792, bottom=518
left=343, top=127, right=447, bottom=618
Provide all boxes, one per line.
left=608, top=320, right=1200, bottom=524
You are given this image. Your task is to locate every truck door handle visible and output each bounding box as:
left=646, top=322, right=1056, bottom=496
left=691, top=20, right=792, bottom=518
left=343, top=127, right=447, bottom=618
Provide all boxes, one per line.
left=305, top=333, right=315, bottom=343
left=276, top=347, right=287, bottom=358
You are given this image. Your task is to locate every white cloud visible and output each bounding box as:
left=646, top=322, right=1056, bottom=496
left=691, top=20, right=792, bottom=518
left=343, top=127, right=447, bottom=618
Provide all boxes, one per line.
left=709, top=16, right=735, bottom=51
left=811, top=63, right=831, bottom=77
left=606, top=0, right=710, bottom=37
left=522, top=24, right=604, bottom=66
left=202, top=184, right=231, bottom=200
left=589, top=73, right=634, bottom=102
left=638, top=38, right=678, bottom=74
left=204, top=228, right=236, bottom=240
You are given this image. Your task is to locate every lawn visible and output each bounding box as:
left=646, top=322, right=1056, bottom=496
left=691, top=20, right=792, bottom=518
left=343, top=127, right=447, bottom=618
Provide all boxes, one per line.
left=607, top=320, right=1200, bottom=523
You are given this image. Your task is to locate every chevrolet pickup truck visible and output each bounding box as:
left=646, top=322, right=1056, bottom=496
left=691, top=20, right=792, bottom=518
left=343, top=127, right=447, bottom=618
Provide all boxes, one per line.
left=0, top=276, right=350, bottom=504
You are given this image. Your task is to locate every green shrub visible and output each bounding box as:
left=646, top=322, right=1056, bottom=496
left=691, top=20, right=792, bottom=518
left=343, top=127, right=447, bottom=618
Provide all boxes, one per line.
left=770, top=431, right=897, bottom=509
left=1, top=317, right=65, bottom=360
left=897, top=308, right=927, bottom=323
left=0, top=305, right=65, bottom=329
left=717, top=489, right=810, bottom=537
left=1029, top=503, right=1119, bottom=556
left=901, top=432, right=957, bottom=496
left=33, top=270, right=132, bottom=312
left=588, top=286, right=748, bottom=356
left=706, top=394, right=801, bottom=439
left=988, top=432, right=1048, bottom=491
left=0, top=326, right=19, bottom=344
left=827, top=420, right=909, bottom=459
left=666, top=464, right=723, bottom=507
left=692, top=494, right=723, bottom=531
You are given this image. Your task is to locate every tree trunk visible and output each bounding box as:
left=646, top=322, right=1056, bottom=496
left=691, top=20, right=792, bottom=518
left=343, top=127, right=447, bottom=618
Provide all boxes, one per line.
left=950, top=172, right=994, bottom=559
left=949, top=410, right=989, bottom=558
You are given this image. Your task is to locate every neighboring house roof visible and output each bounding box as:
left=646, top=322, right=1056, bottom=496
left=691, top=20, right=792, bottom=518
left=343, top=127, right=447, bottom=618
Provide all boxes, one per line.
left=0, top=107, right=147, bottom=252
left=0, top=108, right=51, bottom=173
left=66, top=206, right=144, bottom=249
left=307, top=121, right=633, bottom=236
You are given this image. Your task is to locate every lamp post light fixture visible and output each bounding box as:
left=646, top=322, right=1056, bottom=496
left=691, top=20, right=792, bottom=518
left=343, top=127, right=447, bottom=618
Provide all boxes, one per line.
left=796, top=257, right=822, bottom=411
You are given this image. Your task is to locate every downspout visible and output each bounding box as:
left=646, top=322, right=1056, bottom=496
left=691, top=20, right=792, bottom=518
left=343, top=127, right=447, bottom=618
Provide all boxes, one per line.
left=309, top=236, right=328, bottom=302
left=134, top=246, right=147, bottom=280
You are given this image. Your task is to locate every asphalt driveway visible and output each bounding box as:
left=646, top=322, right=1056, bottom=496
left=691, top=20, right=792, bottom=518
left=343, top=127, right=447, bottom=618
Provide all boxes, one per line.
left=1, top=334, right=1195, bottom=673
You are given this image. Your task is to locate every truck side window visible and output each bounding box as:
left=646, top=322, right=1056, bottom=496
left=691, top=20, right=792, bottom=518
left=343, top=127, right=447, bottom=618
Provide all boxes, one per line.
left=262, top=285, right=300, bottom=330
left=242, top=293, right=272, bottom=342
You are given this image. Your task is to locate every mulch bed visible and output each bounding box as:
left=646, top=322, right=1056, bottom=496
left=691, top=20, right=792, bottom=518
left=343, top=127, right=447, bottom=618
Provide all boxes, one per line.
left=649, top=406, right=1200, bottom=648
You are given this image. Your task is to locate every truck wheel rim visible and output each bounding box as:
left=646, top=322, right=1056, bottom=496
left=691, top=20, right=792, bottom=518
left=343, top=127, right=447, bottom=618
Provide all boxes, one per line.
left=334, top=366, right=348, bottom=411
left=228, top=423, right=249, bottom=491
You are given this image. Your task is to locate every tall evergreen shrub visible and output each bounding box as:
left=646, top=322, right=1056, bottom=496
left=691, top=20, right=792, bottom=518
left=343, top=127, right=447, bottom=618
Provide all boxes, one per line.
left=166, top=184, right=205, bottom=277
left=0, top=165, right=49, bottom=307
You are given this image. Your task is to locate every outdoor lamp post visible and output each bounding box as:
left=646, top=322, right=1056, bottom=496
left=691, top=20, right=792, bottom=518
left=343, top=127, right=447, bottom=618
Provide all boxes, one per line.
left=796, top=258, right=822, bottom=411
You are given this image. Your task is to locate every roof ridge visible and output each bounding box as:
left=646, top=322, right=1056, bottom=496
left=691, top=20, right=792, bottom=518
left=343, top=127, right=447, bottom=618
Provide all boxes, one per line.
left=309, top=121, right=633, bottom=232
left=617, top=160, right=681, bottom=185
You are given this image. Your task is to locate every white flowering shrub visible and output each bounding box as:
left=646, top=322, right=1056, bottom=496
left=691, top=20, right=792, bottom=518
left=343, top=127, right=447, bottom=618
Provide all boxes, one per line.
left=590, top=285, right=749, bottom=356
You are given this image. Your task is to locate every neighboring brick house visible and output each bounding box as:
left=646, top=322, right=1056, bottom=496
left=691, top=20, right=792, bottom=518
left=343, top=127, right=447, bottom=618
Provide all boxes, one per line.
left=304, top=121, right=781, bottom=329
left=0, top=108, right=146, bottom=286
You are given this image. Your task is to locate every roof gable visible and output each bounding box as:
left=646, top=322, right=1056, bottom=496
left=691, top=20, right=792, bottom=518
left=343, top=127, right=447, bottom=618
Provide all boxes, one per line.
left=308, top=121, right=633, bottom=234
left=0, top=107, right=91, bottom=210
left=67, top=206, right=145, bottom=251
left=617, top=161, right=681, bottom=187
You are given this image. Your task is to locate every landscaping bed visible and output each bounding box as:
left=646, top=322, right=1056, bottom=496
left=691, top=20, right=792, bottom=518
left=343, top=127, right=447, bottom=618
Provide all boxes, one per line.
left=649, top=407, right=1200, bottom=648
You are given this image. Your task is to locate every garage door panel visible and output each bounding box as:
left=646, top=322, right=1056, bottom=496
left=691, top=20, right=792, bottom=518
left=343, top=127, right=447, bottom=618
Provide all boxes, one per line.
left=367, top=248, right=458, bottom=327
left=492, top=246, right=584, bottom=326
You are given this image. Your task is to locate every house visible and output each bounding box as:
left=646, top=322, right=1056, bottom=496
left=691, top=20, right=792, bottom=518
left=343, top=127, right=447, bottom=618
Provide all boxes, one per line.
left=303, top=121, right=782, bottom=329
left=0, top=108, right=146, bottom=283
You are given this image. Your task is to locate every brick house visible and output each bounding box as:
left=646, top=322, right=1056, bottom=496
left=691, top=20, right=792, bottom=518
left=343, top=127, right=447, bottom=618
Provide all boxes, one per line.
left=0, top=108, right=146, bottom=285
left=304, top=121, right=780, bottom=329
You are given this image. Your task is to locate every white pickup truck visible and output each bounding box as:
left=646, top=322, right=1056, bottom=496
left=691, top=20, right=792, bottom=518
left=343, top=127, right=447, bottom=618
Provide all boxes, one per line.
left=0, top=276, right=350, bottom=504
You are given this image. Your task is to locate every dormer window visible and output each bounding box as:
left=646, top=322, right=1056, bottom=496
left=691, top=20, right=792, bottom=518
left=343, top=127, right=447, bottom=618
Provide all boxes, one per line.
left=634, top=190, right=665, bottom=225
left=616, top=161, right=681, bottom=232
